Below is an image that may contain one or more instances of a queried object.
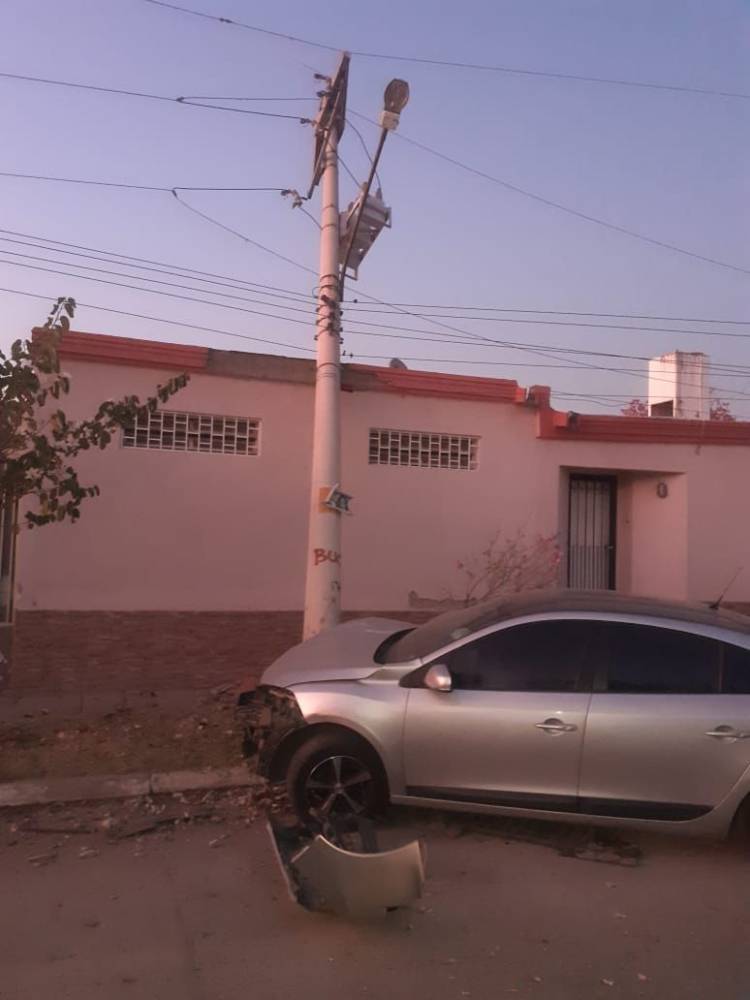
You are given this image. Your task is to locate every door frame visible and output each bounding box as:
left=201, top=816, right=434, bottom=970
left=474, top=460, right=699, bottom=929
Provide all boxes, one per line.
left=567, top=473, right=617, bottom=590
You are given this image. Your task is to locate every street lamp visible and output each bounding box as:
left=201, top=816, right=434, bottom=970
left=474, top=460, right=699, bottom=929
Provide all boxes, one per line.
left=380, top=79, right=410, bottom=131
left=340, top=78, right=411, bottom=280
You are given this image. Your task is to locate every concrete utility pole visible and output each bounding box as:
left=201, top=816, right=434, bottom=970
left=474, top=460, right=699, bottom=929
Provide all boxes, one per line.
left=303, top=54, right=349, bottom=640
left=302, top=57, right=409, bottom=640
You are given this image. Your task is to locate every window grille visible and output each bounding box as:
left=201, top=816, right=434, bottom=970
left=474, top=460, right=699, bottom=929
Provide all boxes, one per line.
left=368, top=428, right=478, bottom=471
left=122, top=410, right=260, bottom=456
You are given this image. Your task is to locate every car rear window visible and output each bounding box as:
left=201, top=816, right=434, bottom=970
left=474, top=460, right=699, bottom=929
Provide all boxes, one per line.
left=723, top=642, right=750, bottom=693
left=591, top=622, right=720, bottom=694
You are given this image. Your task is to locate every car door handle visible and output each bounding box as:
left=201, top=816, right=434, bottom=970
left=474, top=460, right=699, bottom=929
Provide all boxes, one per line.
left=535, top=719, right=578, bottom=734
left=705, top=727, right=750, bottom=741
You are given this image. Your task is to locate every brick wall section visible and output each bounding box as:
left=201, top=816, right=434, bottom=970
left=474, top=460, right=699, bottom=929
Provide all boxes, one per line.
left=12, top=604, right=749, bottom=694
left=10, top=610, right=434, bottom=693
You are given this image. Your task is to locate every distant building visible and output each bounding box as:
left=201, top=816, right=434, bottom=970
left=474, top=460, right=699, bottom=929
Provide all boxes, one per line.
left=9, top=330, right=750, bottom=694
left=648, top=351, right=709, bottom=420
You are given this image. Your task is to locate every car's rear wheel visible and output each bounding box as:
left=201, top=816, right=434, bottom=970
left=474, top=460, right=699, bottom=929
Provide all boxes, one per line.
left=286, top=730, right=387, bottom=829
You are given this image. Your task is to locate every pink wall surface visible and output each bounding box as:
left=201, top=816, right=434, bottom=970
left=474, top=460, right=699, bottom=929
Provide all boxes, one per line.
left=618, top=472, right=688, bottom=599
left=15, top=354, right=750, bottom=612
left=17, top=361, right=313, bottom=612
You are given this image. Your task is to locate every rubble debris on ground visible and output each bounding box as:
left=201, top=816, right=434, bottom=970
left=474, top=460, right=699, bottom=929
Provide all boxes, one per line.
left=392, top=808, right=644, bottom=866
left=1, top=783, right=268, bottom=857
left=0, top=688, right=245, bottom=783
left=27, top=849, right=58, bottom=866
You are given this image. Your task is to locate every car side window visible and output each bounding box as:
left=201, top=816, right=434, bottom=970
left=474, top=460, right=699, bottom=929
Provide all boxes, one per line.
left=591, top=622, right=720, bottom=694
left=722, top=643, right=750, bottom=694
left=444, top=620, right=593, bottom=693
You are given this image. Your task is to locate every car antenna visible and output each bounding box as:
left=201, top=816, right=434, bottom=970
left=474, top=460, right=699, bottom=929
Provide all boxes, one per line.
left=708, top=566, right=743, bottom=610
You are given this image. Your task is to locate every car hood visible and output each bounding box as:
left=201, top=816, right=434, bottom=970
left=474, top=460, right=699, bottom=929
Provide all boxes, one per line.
left=261, top=617, right=413, bottom=689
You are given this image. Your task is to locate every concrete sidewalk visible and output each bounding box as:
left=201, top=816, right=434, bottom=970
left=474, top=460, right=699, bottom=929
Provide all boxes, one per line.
left=0, top=766, right=254, bottom=808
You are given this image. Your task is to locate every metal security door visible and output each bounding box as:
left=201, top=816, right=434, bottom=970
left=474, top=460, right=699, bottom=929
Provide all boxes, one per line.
left=567, top=475, right=616, bottom=590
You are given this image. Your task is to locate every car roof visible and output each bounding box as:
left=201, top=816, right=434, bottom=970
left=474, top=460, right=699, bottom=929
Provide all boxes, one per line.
left=449, top=589, right=750, bottom=637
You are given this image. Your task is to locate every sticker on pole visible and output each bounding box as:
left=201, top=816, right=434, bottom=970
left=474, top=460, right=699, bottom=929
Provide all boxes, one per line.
left=323, top=485, right=353, bottom=515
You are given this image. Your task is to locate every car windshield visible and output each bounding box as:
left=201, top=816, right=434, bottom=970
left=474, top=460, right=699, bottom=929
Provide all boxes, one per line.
left=377, top=600, right=511, bottom=663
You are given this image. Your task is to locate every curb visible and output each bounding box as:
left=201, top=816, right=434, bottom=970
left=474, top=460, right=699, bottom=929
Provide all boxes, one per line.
left=0, top=765, right=258, bottom=809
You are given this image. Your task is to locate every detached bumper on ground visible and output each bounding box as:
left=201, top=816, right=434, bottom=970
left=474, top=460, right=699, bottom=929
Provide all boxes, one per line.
left=239, top=686, right=426, bottom=916
left=267, top=818, right=426, bottom=917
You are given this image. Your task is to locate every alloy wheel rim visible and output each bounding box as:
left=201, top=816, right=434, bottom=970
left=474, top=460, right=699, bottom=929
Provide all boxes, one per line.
left=304, top=754, right=374, bottom=820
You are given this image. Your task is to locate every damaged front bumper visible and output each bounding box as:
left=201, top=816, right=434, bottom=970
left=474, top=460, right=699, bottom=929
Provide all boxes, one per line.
left=238, top=686, right=427, bottom=917
left=236, top=684, right=306, bottom=779
left=268, top=817, right=426, bottom=917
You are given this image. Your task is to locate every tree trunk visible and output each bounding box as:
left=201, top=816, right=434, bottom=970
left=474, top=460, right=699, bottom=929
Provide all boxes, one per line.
left=0, top=492, right=17, bottom=689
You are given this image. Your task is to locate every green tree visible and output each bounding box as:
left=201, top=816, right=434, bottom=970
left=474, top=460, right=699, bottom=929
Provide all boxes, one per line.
left=0, top=297, right=188, bottom=619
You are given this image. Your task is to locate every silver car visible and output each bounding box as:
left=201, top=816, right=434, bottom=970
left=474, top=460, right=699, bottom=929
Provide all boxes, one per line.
left=238, top=591, right=750, bottom=839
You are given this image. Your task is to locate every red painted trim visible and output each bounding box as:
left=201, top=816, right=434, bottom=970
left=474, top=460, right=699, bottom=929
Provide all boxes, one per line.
left=41, top=331, right=750, bottom=447
left=45, top=330, right=209, bottom=373
left=541, top=409, right=750, bottom=446
left=348, top=364, right=523, bottom=403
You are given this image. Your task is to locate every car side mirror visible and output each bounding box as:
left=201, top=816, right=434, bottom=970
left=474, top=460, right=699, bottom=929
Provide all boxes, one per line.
left=424, top=663, right=452, bottom=692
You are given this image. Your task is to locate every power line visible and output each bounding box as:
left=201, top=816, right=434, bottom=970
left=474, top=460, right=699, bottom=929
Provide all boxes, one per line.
left=171, top=191, right=318, bottom=276
left=0, top=70, right=313, bottom=120
left=0, top=285, right=314, bottom=354
left=346, top=118, right=382, bottom=189
left=3, top=227, right=747, bottom=334
left=6, top=236, right=750, bottom=381
left=0, top=278, right=732, bottom=396
left=347, top=352, right=748, bottom=378
left=0, top=170, right=286, bottom=194
left=548, top=388, right=749, bottom=400
left=112, top=187, right=750, bottom=388
left=27, top=150, right=750, bottom=290
left=345, top=310, right=750, bottom=341
left=0, top=228, right=315, bottom=302
left=140, top=200, right=750, bottom=397
left=137, top=161, right=750, bottom=380
left=141, top=0, right=750, bottom=102
left=2, top=279, right=746, bottom=406
left=2, top=277, right=747, bottom=398
left=10, top=242, right=750, bottom=357
left=173, top=94, right=314, bottom=102
left=351, top=112, right=750, bottom=279
left=0, top=247, right=317, bottom=315
left=345, top=301, right=750, bottom=327
left=337, top=152, right=362, bottom=188
left=0, top=251, right=717, bottom=385
left=342, top=278, right=750, bottom=388
left=0, top=256, right=318, bottom=327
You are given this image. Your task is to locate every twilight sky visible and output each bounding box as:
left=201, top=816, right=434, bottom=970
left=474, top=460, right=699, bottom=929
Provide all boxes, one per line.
left=1, top=0, right=748, bottom=414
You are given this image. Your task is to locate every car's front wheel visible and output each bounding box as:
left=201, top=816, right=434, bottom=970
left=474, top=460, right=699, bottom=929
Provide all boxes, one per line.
left=286, top=730, right=387, bottom=828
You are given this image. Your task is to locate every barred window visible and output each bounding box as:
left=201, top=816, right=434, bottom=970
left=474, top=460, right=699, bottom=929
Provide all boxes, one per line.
left=368, top=428, right=478, bottom=471
left=122, top=409, right=260, bottom=456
